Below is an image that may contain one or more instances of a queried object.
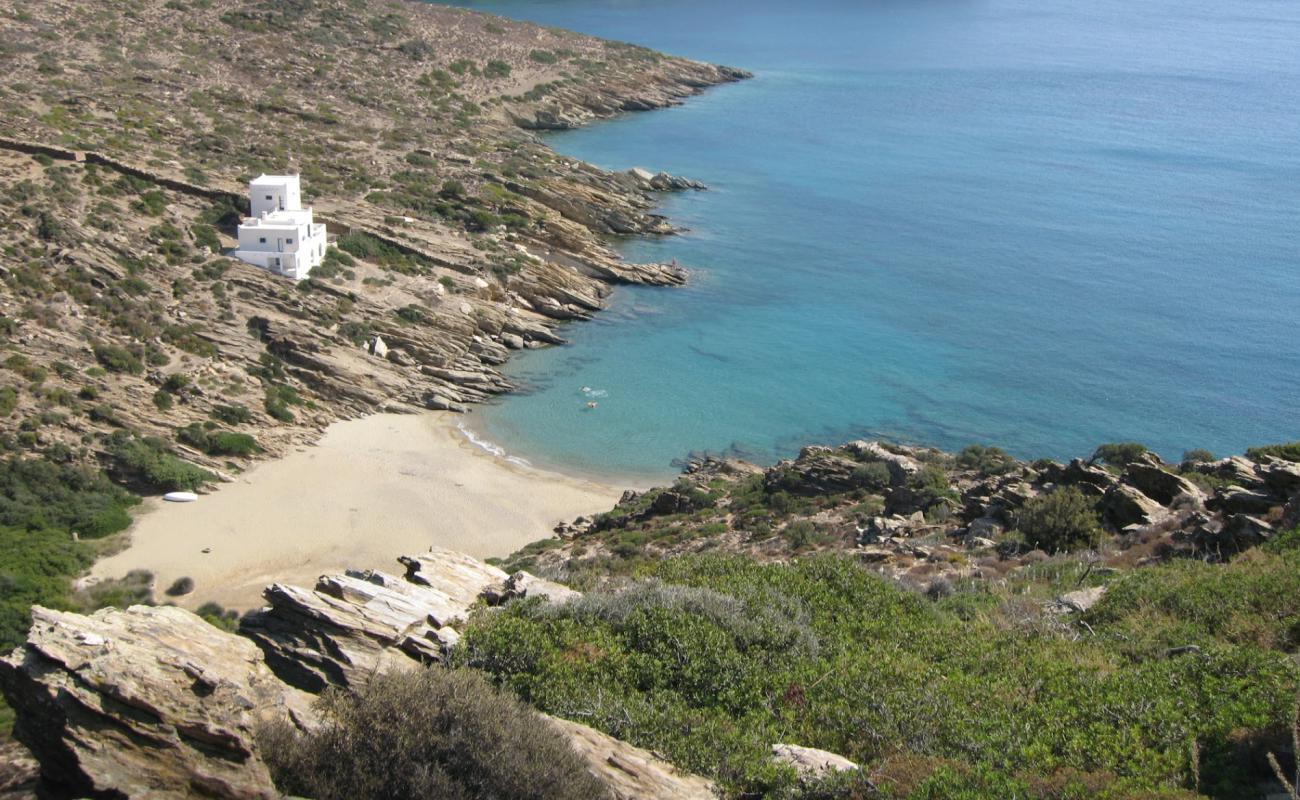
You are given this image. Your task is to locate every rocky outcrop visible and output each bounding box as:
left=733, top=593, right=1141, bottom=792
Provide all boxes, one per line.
left=546, top=715, right=717, bottom=800
left=0, top=605, right=315, bottom=800
left=2, top=549, right=717, bottom=799
left=243, top=547, right=508, bottom=692
left=1100, top=484, right=1168, bottom=528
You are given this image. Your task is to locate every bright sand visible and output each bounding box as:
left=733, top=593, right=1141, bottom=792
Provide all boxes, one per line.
left=90, top=412, right=628, bottom=611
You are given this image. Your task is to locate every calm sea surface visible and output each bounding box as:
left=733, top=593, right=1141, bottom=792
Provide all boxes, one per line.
left=442, top=0, right=1300, bottom=482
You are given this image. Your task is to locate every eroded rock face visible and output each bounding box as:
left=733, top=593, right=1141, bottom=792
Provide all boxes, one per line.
left=243, top=547, right=508, bottom=692
left=0, top=605, right=315, bottom=800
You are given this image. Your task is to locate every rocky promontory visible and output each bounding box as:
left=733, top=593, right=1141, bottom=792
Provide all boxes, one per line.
left=0, top=547, right=717, bottom=799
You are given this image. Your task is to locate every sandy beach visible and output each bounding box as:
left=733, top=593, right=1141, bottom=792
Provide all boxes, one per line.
left=90, top=412, right=629, bottom=611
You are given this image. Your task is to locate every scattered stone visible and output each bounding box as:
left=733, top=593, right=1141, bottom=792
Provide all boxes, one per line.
left=771, top=743, right=859, bottom=781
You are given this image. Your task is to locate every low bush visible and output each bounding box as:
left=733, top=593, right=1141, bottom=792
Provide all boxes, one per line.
left=957, top=444, right=1018, bottom=476
left=1089, top=441, right=1149, bottom=467
left=92, top=344, right=143, bottom=375
left=457, top=554, right=1298, bottom=798
left=1013, top=487, right=1101, bottom=552
left=258, top=667, right=609, bottom=800
left=165, top=576, right=194, bottom=597
left=1246, top=442, right=1300, bottom=463
left=210, top=404, right=252, bottom=425
left=0, top=456, right=137, bottom=538
left=111, top=438, right=213, bottom=492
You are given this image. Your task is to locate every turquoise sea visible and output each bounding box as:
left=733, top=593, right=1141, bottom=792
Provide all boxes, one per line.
left=444, top=0, right=1300, bottom=482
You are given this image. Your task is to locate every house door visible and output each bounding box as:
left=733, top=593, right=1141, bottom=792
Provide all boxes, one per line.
left=277, top=238, right=284, bottom=252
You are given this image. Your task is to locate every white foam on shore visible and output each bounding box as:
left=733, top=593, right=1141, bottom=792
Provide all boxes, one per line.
left=456, top=420, right=533, bottom=469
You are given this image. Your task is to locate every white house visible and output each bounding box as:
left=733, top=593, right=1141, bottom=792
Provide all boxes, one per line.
left=232, top=174, right=328, bottom=280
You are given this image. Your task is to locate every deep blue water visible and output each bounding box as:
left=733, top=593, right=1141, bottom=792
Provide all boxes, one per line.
left=444, top=0, right=1300, bottom=482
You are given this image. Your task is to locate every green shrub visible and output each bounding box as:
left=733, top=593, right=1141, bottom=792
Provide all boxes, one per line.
left=1085, top=544, right=1300, bottom=655
left=264, top=384, right=301, bottom=423
left=458, top=554, right=1298, bottom=797
left=0, top=456, right=137, bottom=538
left=1089, top=442, right=1149, bottom=467
left=208, top=431, right=260, bottom=457
left=258, top=667, right=610, bottom=800
left=1013, top=487, right=1101, bottom=552
left=528, top=49, right=559, bottom=65
left=211, top=404, right=252, bottom=425
left=111, top=438, right=213, bottom=492
left=483, top=59, right=511, bottom=78
left=1181, top=448, right=1214, bottom=464
left=151, top=389, right=172, bottom=411
left=851, top=461, right=892, bottom=490
left=1246, top=442, right=1300, bottom=463
left=957, top=444, right=1018, bottom=477
left=92, top=344, right=143, bottom=375
left=0, top=525, right=94, bottom=650
left=0, top=386, right=17, bottom=416
left=162, top=373, right=190, bottom=393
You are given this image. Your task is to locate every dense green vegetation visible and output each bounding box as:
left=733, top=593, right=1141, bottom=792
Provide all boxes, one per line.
left=0, top=457, right=140, bottom=650
left=459, top=543, right=1300, bottom=799
left=259, top=667, right=610, bottom=800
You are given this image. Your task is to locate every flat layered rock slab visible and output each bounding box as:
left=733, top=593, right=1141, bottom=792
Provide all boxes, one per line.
left=0, top=605, right=314, bottom=800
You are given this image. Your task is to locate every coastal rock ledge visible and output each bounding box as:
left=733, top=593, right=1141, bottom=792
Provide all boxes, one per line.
left=0, top=548, right=716, bottom=800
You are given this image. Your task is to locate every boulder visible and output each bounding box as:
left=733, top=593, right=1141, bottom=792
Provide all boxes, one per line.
left=1262, top=460, right=1300, bottom=497
left=1057, top=458, right=1119, bottom=493
left=771, top=743, right=859, bottom=781
left=483, top=571, right=582, bottom=605
left=0, top=605, right=314, bottom=800
left=1124, top=463, right=1205, bottom=507
left=1047, top=586, right=1107, bottom=614
left=1100, top=484, right=1166, bottom=528
left=1214, top=486, right=1277, bottom=515
left=842, top=440, right=922, bottom=485
left=545, top=715, right=716, bottom=800
left=1194, top=456, right=1263, bottom=489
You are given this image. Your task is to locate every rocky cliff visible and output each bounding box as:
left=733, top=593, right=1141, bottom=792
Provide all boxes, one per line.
left=0, top=547, right=719, bottom=799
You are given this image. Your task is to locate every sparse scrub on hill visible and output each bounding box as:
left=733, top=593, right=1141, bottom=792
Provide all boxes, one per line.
left=258, top=667, right=610, bottom=800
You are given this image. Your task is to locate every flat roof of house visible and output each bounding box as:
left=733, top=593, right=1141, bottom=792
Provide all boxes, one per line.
left=250, top=174, right=299, bottom=185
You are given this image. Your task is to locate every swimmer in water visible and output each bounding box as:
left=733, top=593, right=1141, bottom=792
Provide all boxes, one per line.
left=586, top=401, right=598, bottom=409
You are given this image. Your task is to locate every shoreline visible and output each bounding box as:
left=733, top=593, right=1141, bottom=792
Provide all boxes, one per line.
left=89, top=412, right=633, bottom=612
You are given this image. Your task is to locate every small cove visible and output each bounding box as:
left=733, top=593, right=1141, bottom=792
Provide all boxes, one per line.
left=445, top=0, right=1300, bottom=479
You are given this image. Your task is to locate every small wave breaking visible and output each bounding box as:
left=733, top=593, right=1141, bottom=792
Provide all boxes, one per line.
left=456, top=420, right=532, bottom=468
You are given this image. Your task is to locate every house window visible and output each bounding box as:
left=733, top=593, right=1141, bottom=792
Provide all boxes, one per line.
left=259, top=237, right=266, bottom=244
left=286, top=238, right=293, bottom=244
left=265, top=195, right=273, bottom=201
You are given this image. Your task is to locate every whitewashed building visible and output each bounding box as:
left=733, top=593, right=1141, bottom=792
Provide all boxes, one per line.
left=233, top=174, right=327, bottom=280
